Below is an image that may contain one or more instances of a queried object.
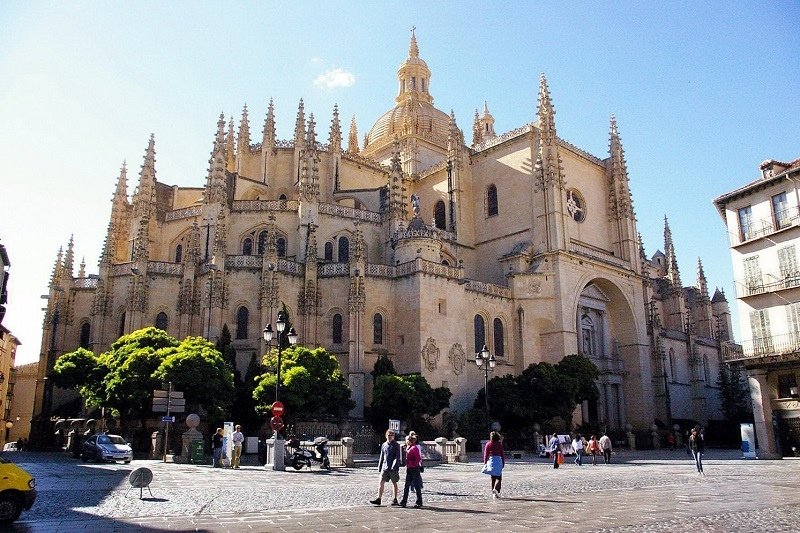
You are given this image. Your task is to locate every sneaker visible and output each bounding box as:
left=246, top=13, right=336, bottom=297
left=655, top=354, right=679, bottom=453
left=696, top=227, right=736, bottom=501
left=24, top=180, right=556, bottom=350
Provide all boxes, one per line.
left=413, top=503, right=423, bottom=508
left=370, top=498, right=381, bottom=506
left=400, top=501, right=407, bottom=508
left=492, top=489, right=498, bottom=499
left=391, top=499, right=400, bottom=506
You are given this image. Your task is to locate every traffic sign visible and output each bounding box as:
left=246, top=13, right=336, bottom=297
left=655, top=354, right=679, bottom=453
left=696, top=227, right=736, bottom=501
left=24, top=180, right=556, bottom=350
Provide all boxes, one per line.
left=161, top=416, right=176, bottom=423
left=272, top=401, right=285, bottom=416
left=154, top=390, right=184, bottom=399
left=270, top=416, right=284, bottom=432
left=152, top=398, right=186, bottom=407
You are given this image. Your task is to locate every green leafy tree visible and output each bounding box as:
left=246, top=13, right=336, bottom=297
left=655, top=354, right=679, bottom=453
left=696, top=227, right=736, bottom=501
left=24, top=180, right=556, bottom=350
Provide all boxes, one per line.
left=51, top=347, right=106, bottom=407
left=253, top=345, right=354, bottom=421
left=371, top=354, right=396, bottom=380
left=152, top=336, right=235, bottom=421
left=370, top=374, right=451, bottom=433
left=717, top=364, right=752, bottom=422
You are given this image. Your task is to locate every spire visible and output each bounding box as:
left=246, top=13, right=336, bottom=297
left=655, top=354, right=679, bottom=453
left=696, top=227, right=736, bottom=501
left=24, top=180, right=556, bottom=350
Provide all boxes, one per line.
left=305, top=113, right=317, bottom=148
left=49, top=246, right=63, bottom=288
left=101, top=161, right=130, bottom=267
left=299, top=114, right=320, bottom=200
left=387, top=138, right=406, bottom=220
left=237, top=104, right=251, bottom=154
left=262, top=98, right=276, bottom=148
left=225, top=116, right=236, bottom=172
left=395, top=29, right=433, bottom=105
left=479, top=101, right=496, bottom=139
left=329, top=104, right=342, bottom=153
left=63, top=235, right=75, bottom=280
left=537, top=74, right=557, bottom=144
left=607, top=115, right=633, bottom=219
left=638, top=232, right=647, bottom=262
left=78, top=257, right=86, bottom=279
left=347, top=115, right=359, bottom=153
left=447, top=110, right=460, bottom=156
left=294, top=99, right=306, bottom=146
left=132, top=134, right=157, bottom=220
left=696, top=257, right=709, bottom=300
left=664, top=216, right=682, bottom=288
left=472, top=109, right=483, bottom=146
left=204, top=113, right=228, bottom=205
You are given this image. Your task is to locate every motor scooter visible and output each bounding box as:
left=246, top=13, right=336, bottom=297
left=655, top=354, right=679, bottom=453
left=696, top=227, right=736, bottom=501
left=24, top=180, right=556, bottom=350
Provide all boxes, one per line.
left=285, top=437, right=330, bottom=470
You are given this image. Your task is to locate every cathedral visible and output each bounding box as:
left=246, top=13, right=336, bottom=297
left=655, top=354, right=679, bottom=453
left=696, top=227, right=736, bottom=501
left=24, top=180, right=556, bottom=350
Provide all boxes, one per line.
left=35, top=32, right=732, bottom=434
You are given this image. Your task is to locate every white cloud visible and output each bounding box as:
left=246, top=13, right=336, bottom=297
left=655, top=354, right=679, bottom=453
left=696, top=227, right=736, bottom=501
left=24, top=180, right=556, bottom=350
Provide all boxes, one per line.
left=313, top=68, right=355, bottom=89
left=310, top=57, right=324, bottom=64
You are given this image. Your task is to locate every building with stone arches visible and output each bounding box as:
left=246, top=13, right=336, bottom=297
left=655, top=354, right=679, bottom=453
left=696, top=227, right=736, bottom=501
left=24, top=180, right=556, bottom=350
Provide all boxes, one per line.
left=34, top=32, right=733, bottom=438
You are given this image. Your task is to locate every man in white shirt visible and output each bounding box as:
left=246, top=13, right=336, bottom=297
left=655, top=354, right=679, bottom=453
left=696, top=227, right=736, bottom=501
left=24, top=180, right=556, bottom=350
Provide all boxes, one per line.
left=599, top=433, right=613, bottom=464
left=232, top=425, right=245, bottom=469
left=572, top=433, right=585, bottom=466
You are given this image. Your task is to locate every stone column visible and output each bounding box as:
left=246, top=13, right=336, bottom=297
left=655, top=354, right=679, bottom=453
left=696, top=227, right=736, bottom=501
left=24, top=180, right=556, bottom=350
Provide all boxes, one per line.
left=747, top=370, right=781, bottom=459
left=455, top=437, right=467, bottom=462
left=341, top=437, right=354, bottom=467
left=435, top=437, right=447, bottom=463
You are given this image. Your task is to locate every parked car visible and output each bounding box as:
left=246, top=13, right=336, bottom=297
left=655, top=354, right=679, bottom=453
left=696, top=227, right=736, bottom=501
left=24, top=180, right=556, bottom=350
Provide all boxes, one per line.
left=2, top=443, right=17, bottom=452
left=0, top=457, right=36, bottom=524
left=81, top=434, right=133, bottom=463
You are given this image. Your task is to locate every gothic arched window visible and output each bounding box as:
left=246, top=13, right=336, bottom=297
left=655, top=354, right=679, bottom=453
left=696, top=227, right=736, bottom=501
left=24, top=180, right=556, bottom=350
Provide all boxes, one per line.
left=669, top=348, right=677, bottom=381
left=236, top=306, right=249, bottom=340
left=338, top=237, right=349, bottom=262
left=257, top=231, right=268, bottom=255
left=276, top=237, right=287, bottom=257
left=373, top=313, right=384, bottom=345
left=580, top=314, right=596, bottom=356
left=474, top=314, right=486, bottom=354
left=79, top=322, right=91, bottom=349
left=243, top=237, right=253, bottom=256
left=279, top=194, right=287, bottom=200
left=493, top=317, right=505, bottom=357
left=174, top=244, right=183, bottom=263
left=118, top=312, right=126, bottom=337
left=487, top=184, right=498, bottom=217
left=332, top=313, right=343, bottom=344
left=434, top=200, right=446, bottom=230
left=324, top=242, right=333, bottom=261
left=155, top=312, right=168, bottom=331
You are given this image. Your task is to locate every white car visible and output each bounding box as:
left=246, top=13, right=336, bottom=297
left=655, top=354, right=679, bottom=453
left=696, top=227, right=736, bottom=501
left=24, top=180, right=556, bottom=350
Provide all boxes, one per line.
left=81, top=434, right=133, bottom=463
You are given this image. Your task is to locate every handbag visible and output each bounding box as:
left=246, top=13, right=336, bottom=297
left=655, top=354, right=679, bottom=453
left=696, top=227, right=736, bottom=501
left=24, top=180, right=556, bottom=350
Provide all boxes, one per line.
left=481, top=461, right=492, bottom=475
left=557, top=452, right=564, bottom=465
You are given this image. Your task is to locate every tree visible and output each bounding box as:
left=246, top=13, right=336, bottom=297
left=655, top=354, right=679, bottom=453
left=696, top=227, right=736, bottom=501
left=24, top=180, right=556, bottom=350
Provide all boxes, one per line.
left=51, top=347, right=106, bottom=407
left=717, top=363, right=752, bottom=422
left=253, top=345, right=354, bottom=421
left=371, top=353, right=396, bottom=380
left=152, top=336, right=235, bottom=421
left=370, top=374, right=451, bottom=434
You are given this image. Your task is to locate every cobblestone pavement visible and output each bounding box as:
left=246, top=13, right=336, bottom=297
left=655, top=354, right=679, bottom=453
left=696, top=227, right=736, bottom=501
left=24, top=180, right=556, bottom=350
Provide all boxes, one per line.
left=5, top=449, right=800, bottom=532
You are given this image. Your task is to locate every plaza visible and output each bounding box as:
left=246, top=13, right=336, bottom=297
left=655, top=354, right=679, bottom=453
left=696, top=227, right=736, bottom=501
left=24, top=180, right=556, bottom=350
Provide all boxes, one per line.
left=7, top=449, right=800, bottom=532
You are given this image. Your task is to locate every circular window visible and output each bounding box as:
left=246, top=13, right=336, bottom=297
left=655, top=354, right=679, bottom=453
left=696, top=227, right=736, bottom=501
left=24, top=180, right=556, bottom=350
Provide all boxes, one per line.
left=566, top=189, right=586, bottom=222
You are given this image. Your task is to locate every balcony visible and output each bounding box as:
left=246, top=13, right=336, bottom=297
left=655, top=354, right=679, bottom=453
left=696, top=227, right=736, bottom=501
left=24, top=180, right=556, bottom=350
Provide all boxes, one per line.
left=736, top=270, right=800, bottom=298
left=722, top=333, right=800, bottom=366
left=736, top=206, right=800, bottom=246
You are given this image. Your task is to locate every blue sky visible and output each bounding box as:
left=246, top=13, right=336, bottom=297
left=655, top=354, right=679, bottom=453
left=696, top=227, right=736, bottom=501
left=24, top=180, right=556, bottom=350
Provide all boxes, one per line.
left=1, top=2, right=798, bottom=364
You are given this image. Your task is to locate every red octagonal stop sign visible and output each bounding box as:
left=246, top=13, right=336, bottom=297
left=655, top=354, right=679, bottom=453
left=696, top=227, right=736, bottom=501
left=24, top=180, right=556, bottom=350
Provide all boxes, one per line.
left=272, top=401, right=285, bottom=416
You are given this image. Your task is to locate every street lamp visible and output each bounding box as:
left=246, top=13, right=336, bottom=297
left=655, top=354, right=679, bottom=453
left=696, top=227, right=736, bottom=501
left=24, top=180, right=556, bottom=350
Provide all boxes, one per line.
left=262, top=312, right=298, bottom=404
left=206, top=257, right=218, bottom=340
left=475, top=344, right=496, bottom=430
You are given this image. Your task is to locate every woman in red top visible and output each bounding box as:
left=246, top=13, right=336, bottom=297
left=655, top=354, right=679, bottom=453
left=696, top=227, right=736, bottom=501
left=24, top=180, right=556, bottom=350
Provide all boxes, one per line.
left=400, top=434, right=423, bottom=507
left=483, top=431, right=505, bottom=498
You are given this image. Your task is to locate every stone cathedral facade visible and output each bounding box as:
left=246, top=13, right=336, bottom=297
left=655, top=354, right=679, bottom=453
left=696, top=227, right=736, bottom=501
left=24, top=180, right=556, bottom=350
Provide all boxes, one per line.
left=35, top=33, right=733, bottom=433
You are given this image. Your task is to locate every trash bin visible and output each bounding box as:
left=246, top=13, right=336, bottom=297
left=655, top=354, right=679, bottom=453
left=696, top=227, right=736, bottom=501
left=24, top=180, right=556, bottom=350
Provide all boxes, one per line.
left=190, top=440, right=205, bottom=464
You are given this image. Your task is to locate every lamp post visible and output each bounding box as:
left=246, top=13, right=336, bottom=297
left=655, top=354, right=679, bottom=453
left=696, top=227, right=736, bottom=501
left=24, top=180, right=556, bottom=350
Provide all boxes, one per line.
left=475, top=344, right=496, bottom=431
left=262, top=312, right=298, bottom=405
left=206, top=257, right=218, bottom=340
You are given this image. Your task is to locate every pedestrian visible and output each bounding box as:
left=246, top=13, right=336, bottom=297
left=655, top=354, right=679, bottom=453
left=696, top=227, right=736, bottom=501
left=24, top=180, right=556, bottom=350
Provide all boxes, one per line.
left=370, top=429, right=401, bottom=506
left=211, top=428, right=224, bottom=467
left=231, top=425, right=244, bottom=469
left=599, top=432, right=612, bottom=464
left=548, top=433, right=561, bottom=468
left=587, top=435, right=601, bottom=466
left=399, top=434, right=423, bottom=508
left=572, top=433, right=584, bottom=466
left=690, top=428, right=705, bottom=475
left=482, top=431, right=505, bottom=498
left=667, top=432, right=675, bottom=451
left=685, top=430, right=692, bottom=456
left=16, top=438, right=25, bottom=452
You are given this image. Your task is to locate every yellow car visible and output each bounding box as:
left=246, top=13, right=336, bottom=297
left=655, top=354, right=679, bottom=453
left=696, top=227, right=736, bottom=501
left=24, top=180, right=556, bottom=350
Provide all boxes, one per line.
left=0, top=457, right=36, bottom=524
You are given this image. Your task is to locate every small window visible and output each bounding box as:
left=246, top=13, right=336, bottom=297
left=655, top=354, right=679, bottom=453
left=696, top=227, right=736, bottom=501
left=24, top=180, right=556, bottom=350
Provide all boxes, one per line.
left=373, top=313, right=383, bottom=345
left=257, top=231, right=268, bottom=255
left=487, top=185, right=498, bottom=217
left=778, top=373, right=798, bottom=398
left=474, top=315, right=486, bottom=354
left=434, top=200, right=446, bottom=230
left=236, top=306, right=249, bottom=340
left=243, top=237, right=253, bottom=256
left=668, top=348, right=676, bottom=381
left=118, top=312, right=126, bottom=337
left=332, top=314, right=343, bottom=344
left=338, top=237, right=349, bottom=262
left=772, top=192, right=790, bottom=230
left=174, top=244, right=183, bottom=263
left=566, top=189, right=586, bottom=222
left=155, top=312, right=168, bottom=331
left=493, top=317, right=505, bottom=357
left=738, top=206, right=753, bottom=241
left=79, top=322, right=91, bottom=349
left=279, top=193, right=287, bottom=200
left=324, top=242, right=333, bottom=261
left=276, top=237, right=286, bottom=258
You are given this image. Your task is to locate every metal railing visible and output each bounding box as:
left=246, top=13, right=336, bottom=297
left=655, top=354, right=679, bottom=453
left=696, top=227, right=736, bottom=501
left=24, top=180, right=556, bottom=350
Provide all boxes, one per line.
left=736, top=206, right=800, bottom=245
left=722, top=332, right=800, bottom=362
left=735, top=271, right=800, bottom=298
